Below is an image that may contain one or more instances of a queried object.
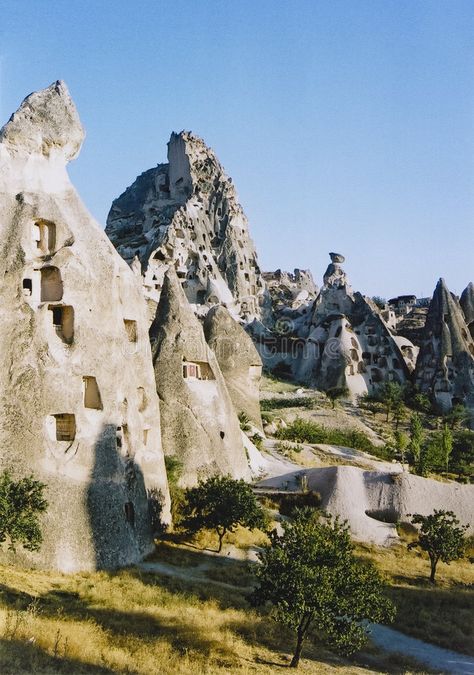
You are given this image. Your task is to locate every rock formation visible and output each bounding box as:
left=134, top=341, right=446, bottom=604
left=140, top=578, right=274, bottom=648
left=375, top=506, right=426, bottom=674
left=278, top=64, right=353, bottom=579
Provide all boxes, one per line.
left=203, top=305, right=263, bottom=429
left=0, top=81, right=170, bottom=572
left=259, top=466, right=473, bottom=546
left=415, top=278, right=474, bottom=413
left=252, top=253, right=416, bottom=398
left=460, top=282, right=474, bottom=339
left=106, top=131, right=268, bottom=323
left=149, top=268, right=250, bottom=486
left=263, top=268, right=318, bottom=316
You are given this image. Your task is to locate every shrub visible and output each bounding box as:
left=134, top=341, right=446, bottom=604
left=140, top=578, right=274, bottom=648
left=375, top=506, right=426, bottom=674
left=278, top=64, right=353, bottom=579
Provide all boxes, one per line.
left=260, top=397, right=315, bottom=411
left=275, top=418, right=377, bottom=453
left=277, top=491, right=321, bottom=517
left=0, top=470, right=47, bottom=552
left=164, top=456, right=185, bottom=524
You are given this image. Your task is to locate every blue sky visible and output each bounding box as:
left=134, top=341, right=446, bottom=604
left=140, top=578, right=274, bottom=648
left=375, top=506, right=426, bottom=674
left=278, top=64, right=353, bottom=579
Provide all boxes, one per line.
left=1, top=0, right=473, bottom=298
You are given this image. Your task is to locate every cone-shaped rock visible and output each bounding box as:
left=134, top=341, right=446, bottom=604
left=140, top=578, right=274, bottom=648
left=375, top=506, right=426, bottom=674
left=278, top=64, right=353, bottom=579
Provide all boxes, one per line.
left=460, top=282, right=474, bottom=339
left=415, top=278, right=474, bottom=412
left=150, top=268, right=250, bottom=486
left=203, top=305, right=263, bottom=429
left=0, top=82, right=170, bottom=572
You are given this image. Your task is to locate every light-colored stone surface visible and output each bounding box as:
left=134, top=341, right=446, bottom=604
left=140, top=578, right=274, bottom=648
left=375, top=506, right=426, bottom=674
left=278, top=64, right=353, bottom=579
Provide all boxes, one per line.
left=106, top=131, right=268, bottom=323
left=150, top=267, right=250, bottom=486
left=0, top=81, right=170, bottom=572
left=203, top=305, right=263, bottom=429
left=258, top=465, right=474, bottom=545
left=253, top=254, right=416, bottom=399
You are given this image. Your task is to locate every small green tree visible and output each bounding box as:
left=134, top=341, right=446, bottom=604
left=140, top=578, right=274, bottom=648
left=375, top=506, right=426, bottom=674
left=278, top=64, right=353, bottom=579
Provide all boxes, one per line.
left=0, top=470, right=47, bottom=552
left=394, top=430, right=409, bottom=468
left=325, top=387, right=349, bottom=410
left=408, top=510, right=468, bottom=583
left=376, top=382, right=404, bottom=422
left=181, top=475, right=267, bottom=552
left=251, top=509, right=395, bottom=668
left=441, top=424, right=453, bottom=475
left=409, top=413, right=424, bottom=472
left=445, top=404, right=469, bottom=431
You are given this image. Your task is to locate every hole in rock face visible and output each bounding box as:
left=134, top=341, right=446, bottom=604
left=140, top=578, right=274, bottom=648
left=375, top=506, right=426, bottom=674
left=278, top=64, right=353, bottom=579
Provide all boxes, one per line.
left=49, top=305, right=74, bottom=343
left=123, top=319, right=138, bottom=343
left=83, top=376, right=103, bottom=410
left=22, top=278, right=33, bottom=295
left=41, top=266, right=63, bottom=302
left=220, top=431, right=225, bottom=439
left=53, top=413, right=76, bottom=441
left=364, top=509, right=398, bottom=524
left=35, top=219, right=56, bottom=254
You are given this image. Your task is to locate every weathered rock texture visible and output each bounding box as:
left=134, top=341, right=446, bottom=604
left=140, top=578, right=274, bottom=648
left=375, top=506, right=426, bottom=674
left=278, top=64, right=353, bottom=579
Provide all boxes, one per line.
left=460, top=282, right=474, bottom=339
left=106, top=131, right=267, bottom=323
left=263, top=268, right=318, bottom=316
left=150, top=268, right=250, bottom=486
left=259, top=466, right=473, bottom=546
left=253, top=254, right=416, bottom=398
left=203, top=305, right=263, bottom=429
left=415, top=278, right=474, bottom=413
left=0, top=81, right=170, bottom=572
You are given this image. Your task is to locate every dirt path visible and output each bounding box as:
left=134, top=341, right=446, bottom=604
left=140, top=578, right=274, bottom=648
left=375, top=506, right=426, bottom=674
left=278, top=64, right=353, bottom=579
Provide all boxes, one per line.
left=139, top=558, right=474, bottom=674
left=369, top=624, right=474, bottom=675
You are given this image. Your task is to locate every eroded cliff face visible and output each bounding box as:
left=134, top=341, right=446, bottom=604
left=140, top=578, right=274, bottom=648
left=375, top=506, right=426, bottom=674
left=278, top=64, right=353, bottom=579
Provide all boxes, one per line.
left=150, top=268, right=250, bottom=487
left=415, top=278, right=474, bottom=414
left=0, top=81, right=170, bottom=572
left=252, top=253, right=416, bottom=398
left=106, top=131, right=268, bottom=323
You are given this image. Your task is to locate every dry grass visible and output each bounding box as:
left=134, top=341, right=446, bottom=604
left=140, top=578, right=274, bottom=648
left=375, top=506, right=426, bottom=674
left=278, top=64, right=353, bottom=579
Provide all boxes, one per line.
left=0, top=559, right=403, bottom=675
left=355, top=538, right=474, bottom=655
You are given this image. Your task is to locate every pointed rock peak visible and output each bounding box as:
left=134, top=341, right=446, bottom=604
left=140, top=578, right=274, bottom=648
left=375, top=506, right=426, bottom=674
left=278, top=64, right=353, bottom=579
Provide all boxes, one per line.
left=0, top=80, right=84, bottom=160
left=460, top=281, right=474, bottom=327
left=323, top=251, right=349, bottom=289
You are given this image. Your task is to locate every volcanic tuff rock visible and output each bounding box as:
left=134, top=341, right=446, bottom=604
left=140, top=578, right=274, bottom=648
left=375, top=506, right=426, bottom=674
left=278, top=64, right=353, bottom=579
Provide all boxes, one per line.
left=203, top=305, right=263, bottom=430
left=0, top=82, right=170, bottom=572
left=415, top=278, right=474, bottom=414
left=149, top=268, right=250, bottom=487
left=460, top=282, right=474, bottom=339
left=106, top=131, right=267, bottom=323
left=253, top=253, right=416, bottom=398
left=263, top=268, right=319, bottom=316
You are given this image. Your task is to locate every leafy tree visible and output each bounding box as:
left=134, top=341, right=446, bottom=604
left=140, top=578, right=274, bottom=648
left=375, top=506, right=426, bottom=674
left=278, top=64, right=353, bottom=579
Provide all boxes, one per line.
left=375, top=382, right=404, bottom=422
left=394, top=430, right=409, bottom=468
left=451, top=430, right=474, bottom=480
left=371, top=296, right=386, bottom=309
left=409, top=413, right=424, bottom=472
left=444, top=403, right=469, bottom=431
left=358, top=393, right=383, bottom=418
left=408, top=510, right=468, bottom=583
left=325, top=387, right=349, bottom=409
left=441, top=424, right=453, bottom=475
left=0, top=470, right=47, bottom=552
left=392, top=400, right=407, bottom=430
left=181, top=475, right=267, bottom=552
left=251, top=509, right=395, bottom=668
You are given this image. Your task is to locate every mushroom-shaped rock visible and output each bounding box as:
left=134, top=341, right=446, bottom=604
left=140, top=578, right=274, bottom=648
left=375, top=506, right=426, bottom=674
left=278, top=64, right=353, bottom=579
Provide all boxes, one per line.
left=203, top=305, right=263, bottom=429
left=323, top=252, right=349, bottom=289
left=329, top=252, right=345, bottom=264
left=150, top=268, right=250, bottom=486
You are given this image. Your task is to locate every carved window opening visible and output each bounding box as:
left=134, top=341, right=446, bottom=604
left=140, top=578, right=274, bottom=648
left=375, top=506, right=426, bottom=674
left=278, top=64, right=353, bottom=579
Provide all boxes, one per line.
left=220, top=431, right=225, bottom=439
left=335, top=326, right=342, bottom=338
left=137, top=387, right=147, bottom=412
left=182, top=360, right=214, bottom=380
left=83, top=376, right=103, bottom=410
left=124, top=319, right=137, bottom=343
left=22, top=278, right=33, bottom=296
left=54, top=413, right=76, bottom=441
left=49, top=305, right=74, bottom=343
left=35, top=219, right=56, bottom=254
left=41, top=266, right=63, bottom=302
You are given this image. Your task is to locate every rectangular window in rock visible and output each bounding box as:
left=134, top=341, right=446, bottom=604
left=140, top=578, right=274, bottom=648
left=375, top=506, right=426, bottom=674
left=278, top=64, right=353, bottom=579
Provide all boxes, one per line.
left=35, top=219, right=56, bottom=254
left=182, top=360, right=215, bottom=380
left=123, top=319, right=138, bottom=343
left=22, top=278, right=33, bottom=295
left=83, top=376, right=103, bottom=410
left=41, top=266, right=63, bottom=302
left=54, top=413, right=76, bottom=441
left=49, top=305, right=74, bottom=343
